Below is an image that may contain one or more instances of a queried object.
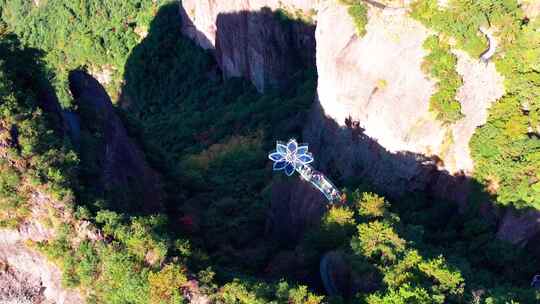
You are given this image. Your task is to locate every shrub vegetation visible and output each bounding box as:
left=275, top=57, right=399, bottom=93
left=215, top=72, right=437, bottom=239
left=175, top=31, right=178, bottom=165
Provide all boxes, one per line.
left=339, top=0, right=369, bottom=36
left=411, top=0, right=540, bottom=209
left=421, top=35, right=464, bottom=124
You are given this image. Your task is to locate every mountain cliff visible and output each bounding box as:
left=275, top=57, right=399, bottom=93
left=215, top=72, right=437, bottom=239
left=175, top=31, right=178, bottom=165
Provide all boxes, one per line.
left=179, top=0, right=540, bottom=248
left=1, top=0, right=539, bottom=302
left=181, top=0, right=318, bottom=92
left=181, top=0, right=500, bottom=194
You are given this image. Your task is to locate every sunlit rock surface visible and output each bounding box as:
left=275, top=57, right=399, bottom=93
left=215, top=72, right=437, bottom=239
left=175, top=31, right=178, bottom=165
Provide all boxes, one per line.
left=448, top=50, right=504, bottom=172
left=520, top=0, right=540, bottom=19
left=314, top=2, right=438, bottom=157
left=304, top=2, right=504, bottom=204
left=0, top=190, right=86, bottom=304
left=180, top=0, right=318, bottom=92
left=0, top=243, right=84, bottom=304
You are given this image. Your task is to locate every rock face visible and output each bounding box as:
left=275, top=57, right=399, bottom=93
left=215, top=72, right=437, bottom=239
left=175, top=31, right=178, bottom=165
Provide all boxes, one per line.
left=69, top=70, right=164, bottom=213
left=0, top=243, right=84, bottom=304
left=266, top=179, right=327, bottom=245
left=497, top=209, right=540, bottom=247
left=320, top=251, right=352, bottom=297
left=0, top=263, right=44, bottom=304
left=305, top=2, right=504, bottom=203
left=180, top=0, right=317, bottom=92
left=320, top=250, right=379, bottom=299
left=520, top=0, right=540, bottom=19
left=0, top=190, right=85, bottom=304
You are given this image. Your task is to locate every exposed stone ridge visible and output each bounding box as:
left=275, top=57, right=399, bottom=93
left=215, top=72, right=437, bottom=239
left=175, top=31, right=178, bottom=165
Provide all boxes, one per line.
left=497, top=208, right=540, bottom=249
left=69, top=70, right=165, bottom=214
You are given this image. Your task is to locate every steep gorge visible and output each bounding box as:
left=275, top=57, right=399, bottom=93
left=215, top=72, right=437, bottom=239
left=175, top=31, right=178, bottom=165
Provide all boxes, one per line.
left=0, top=0, right=539, bottom=302
left=180, top=0, right=540, bottom=249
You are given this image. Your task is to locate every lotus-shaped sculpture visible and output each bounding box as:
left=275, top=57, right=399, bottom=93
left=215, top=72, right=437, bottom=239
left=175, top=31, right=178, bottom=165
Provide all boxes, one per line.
left=268, top=139, right=314, bottom=176
left=268, top=138, right=341, bottom=203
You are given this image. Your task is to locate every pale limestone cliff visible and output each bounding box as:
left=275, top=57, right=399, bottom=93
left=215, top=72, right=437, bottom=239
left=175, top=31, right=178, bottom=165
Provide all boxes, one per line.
left=520, top=0, right=540, bottom=19
left=0, top=190, right=86, bottom=304
left=310, top=1, right=504, bottom=178
left=0, top=243, right=83, bottom=304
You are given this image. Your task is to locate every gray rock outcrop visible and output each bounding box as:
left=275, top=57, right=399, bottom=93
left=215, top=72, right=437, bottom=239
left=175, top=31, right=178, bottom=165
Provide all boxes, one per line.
left=180, top=0, right=317, bottom=92
left=0, top=190, right=85, bottom=304
left=0, top=242, right=84, bottom=304
left=497, top=209, right=540, bottom=248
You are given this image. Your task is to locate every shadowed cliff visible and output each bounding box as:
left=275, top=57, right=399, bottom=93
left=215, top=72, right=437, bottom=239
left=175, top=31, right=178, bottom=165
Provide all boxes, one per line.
left=180, top=3, right=316, bottom=93
left=69, top=70, right=165, bottom=215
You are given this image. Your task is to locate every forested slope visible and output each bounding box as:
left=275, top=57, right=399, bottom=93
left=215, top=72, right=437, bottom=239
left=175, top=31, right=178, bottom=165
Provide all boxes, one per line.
left=0, top=0, right=539, bottom=303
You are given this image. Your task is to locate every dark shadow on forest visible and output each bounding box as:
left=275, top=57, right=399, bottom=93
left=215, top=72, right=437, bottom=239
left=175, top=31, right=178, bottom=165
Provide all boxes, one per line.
left=0, top=34, right=67, bottom=138
left=115, top=1, right=325, bottom=290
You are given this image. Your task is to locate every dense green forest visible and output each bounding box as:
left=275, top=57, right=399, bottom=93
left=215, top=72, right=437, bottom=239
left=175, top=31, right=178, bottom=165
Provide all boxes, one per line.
left=0, top=0, right=539, bottom=303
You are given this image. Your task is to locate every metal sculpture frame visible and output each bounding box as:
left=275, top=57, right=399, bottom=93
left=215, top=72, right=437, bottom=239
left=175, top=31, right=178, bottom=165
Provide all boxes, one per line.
left=268, top=139, right=341, bottom=203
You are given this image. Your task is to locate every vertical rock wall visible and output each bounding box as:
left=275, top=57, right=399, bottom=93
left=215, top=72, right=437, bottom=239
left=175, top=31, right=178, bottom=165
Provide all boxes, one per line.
left=180, top=0, right=318, bottom=92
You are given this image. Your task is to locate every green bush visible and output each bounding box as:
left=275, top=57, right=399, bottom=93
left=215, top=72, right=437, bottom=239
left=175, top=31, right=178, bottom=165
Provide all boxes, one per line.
left=148, top=264, right=188, bottom=304
left=411, top=0, right=540, bottom=210
left=95, top=211, right=169, bottom=264
left=355, top=191, right=389, bottom=219
left=0, top=33, right=77, bottom=227
left=0, top=160, right=25, bottom=227
left=339, top=0, right=368, bottom=36
left=0, top=0, right=159, bottom=107
left=214, top=279, right=324, bottom=304
left=421, top=35, right=463, bottom=124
